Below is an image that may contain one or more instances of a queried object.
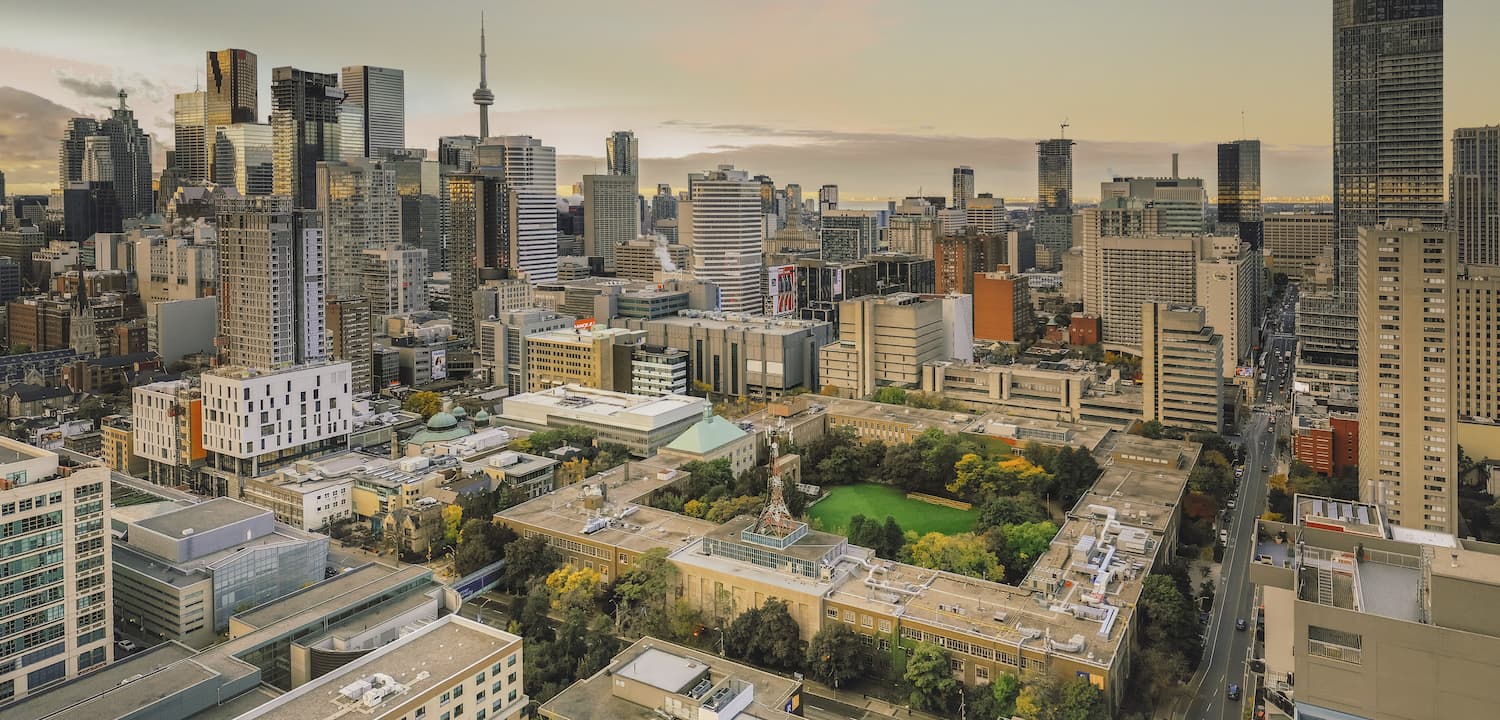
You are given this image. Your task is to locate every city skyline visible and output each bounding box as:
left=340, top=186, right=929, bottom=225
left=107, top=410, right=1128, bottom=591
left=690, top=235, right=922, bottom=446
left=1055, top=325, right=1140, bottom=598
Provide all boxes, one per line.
left=4, top=0, right=1500, bottom=200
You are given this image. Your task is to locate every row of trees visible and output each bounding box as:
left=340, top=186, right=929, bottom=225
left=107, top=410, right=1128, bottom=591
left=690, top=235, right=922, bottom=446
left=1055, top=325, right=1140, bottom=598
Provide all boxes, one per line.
left=903, top=642, right=1107, bottom=719
left=869, top=386, right=965, bottom=412
left=1265, top=461, right=1358, bottom=521
left=650, top=458, right=808, bottom=520
left=1123, top=562, right=1201, bottom=712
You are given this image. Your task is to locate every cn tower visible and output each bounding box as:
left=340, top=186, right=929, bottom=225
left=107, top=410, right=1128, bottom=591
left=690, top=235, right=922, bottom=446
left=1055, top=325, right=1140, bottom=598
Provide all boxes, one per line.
left=472, top=13, right=494, bottom=139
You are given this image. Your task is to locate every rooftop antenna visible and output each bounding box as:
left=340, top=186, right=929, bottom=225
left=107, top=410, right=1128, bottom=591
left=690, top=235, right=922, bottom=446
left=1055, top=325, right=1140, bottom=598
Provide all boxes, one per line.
left=1241, top=109, right=1246, bottom=140
left=1059, top=119, right=1070, bottom=139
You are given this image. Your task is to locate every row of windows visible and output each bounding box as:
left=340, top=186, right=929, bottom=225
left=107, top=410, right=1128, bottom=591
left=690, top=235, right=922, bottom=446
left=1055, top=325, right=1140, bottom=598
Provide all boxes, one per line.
left=0, top=492, right=64, bottom=517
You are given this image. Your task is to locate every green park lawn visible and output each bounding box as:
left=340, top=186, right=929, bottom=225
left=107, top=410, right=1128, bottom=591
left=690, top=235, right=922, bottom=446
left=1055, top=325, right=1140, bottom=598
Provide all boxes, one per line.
left=807, top=483, right=978, bottom=536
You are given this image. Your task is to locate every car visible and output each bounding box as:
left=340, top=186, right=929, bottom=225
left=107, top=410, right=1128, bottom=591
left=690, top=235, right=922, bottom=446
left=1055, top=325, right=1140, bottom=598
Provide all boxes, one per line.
left=1261, top=465, right=1269, bottom=472
left=1199, top=612, right=1210, bottom=625
left=1236, top=618, right=1249, bottom=631
left=116, top=639, right=137, bottom=653
left=1228, top=684, right=1242, bottom=701
left=1219, top=529, right=1230, bottom=544
left=1227, top=500, right=1236, bottom=510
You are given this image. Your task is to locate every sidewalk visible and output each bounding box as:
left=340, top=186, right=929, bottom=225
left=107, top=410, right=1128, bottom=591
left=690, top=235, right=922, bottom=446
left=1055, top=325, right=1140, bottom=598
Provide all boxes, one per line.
left=802, top=678, right=947, bottom=720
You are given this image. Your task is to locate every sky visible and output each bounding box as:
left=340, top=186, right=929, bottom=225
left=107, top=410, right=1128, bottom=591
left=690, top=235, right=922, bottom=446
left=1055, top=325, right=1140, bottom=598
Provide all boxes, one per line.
left=3, top=0, right=1499, bottom=201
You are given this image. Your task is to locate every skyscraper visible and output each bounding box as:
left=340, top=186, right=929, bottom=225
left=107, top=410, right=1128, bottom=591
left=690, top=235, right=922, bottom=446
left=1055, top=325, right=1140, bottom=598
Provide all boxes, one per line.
left=475, top=135, right=559, bottom=283
left=1035, top=138, right=1076, bottom=263
left=1358, top=220, right=1456, bottom=533
left=952, top=166, right=974, bottom=211
left=606, top=130, right=639, bottom=177
left=216, top=196, right=327, bottom=369
left=1451, top=125, right=1500, bottom=266
left=818, top=184, right=838, bottom=214
left=316, top=158, right=400, bottom=300
left=213, top=124, right=274, bottom=196
left=81, top=136, right=114, bottom=184
left=271, top=67, right=343, bottom=208
left=173, top=91, right=209, bottom=184
left=444, top=171, right=507, bottom=340
left=472, top=15, right=494, bottom=139
left=58, top=117, right=100, bottom=188
left=689, top=165, right=763, bottom=313
left=1216, top=139, right=1262, bottom=246
left=97, top=90, right=153, bottom=218
left=340, top=65, right=406, bottom=158
left=583, top=173, right=639, bottom=270
left=206, top=49, right=258, bottom=125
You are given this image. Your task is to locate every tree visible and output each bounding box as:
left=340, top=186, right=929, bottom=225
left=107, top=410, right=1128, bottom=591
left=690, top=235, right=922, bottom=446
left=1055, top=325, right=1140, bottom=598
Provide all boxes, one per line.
left=724, top=599, right=805, bottom=671
left=948, top=454, right=1053, bottom=504
left=613, top=547, right=678, bottom=637
left=1002, top=521, right=1059, bottom=575
left=1139, top=420, right=1166, bottom=439
left=904, top=532, right=1005, bottom=582
left=77, top=396, right=109, bottom=422
left=402, top=391, right=443, bottom=418
left=454, top=518, right=516, bottom=574
left=705, top=495, right=763, bottom=523
left=442, top=504, right=463, bottom=546
left=805, top=623, right=871, bottom=689
left=545, top=565, right=603, bottom=614
left=903, top=642, right=957, bottom=712
left=1015, top=674, right=1109, bottom=720
left=683, top=499, right=708, bottom=518
left=977, top=495, right=1047, bottom=531
left=871, top=386, right=909, bottom=405
left=1138, top=574, right=1200, bottom=667
left=969, top=672, right=1022, bottom=720
left=8, top=343, right=31, bottom=356
left=501, top=535, right=561, bottom=592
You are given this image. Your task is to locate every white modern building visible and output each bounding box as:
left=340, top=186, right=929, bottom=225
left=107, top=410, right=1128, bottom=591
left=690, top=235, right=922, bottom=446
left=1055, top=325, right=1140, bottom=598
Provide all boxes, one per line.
left=476, top=135, right=559, bottom=283
left=498, top=385, right=706, bottom=456
left=200, top=362, right=353, bottom=479
left=688, top=165, right=763, bottom=313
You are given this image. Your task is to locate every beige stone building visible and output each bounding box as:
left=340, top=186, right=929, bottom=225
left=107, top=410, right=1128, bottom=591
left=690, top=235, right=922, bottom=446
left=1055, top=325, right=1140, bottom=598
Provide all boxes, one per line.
left=818, top=293, right=945, bottom=398
left=1263, top=213, right=1334, bottom=277
left=524, top=326, right=644, bottom=393
left=1141, top=303, right=1224, bottom=432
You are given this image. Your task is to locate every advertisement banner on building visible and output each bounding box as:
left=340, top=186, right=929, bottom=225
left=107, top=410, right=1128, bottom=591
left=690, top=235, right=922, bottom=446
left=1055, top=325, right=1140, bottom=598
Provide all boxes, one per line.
left=768, top=265, right=796, bottom=316
left=830, top=267, right=844, bottom=299
left=431, top=348, right=448, bottom=381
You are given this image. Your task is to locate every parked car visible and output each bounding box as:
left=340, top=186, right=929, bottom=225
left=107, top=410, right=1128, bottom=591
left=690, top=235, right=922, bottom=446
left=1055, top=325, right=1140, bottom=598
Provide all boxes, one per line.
left=116, top=639, right=137, bottom=654
left=1228, top=500, right=1237, bottom=510
left=1219, top=529, right=1230, bottom=544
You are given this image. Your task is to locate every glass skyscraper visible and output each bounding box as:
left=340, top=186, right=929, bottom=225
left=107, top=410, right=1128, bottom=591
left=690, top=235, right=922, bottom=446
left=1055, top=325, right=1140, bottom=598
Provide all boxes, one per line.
left=340, top=65, right=406, bottom=158
left=1216, top=139, right=1262, bottom=248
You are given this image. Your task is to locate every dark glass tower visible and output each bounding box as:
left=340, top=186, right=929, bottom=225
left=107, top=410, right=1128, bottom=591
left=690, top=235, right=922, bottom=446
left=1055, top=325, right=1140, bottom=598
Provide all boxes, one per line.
left=271, top=67, right=343, bottom=208
left=1216, top=139, right=1262, bottom=248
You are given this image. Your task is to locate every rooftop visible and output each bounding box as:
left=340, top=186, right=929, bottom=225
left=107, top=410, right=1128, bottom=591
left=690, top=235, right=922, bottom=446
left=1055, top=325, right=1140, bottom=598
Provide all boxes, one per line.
left=135, top=497, right=267, bottom=539
left=816, top=396, right=975, bottom=435
left=238, top=616, right=520, bottom=720
left=503, top=384, right=704, bottom=418
left=663, top=415, right=750, bottom=455
left=648, top=310, right=830, bottom=335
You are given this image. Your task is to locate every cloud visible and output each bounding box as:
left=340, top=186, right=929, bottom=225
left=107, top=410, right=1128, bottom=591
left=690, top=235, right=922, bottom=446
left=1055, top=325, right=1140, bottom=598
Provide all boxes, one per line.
left=56, top=72, right=117, bottom=99
left=0, top=86, right=81, bottom=194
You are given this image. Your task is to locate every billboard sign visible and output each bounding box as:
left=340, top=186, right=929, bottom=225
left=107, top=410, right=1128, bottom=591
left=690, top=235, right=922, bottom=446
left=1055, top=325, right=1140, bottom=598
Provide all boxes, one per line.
left=830, top=267, right=844, bottom=299
left=574, top=318, right=597, bottom=331
left=431, top=348, right=448, bottom=381
left=768, top=265, right=796, bottom=316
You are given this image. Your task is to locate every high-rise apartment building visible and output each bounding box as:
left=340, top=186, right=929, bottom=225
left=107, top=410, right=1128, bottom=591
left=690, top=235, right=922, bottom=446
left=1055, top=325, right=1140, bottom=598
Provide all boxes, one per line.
left=952, top=166, right=975, bottom=210
left=819, top=209, right=879, bottom=262
left=340, top=65, right=406, bottom=158
left=271, top=67, right=344, bottom=208
left=688, top=165, right=763, bottom=313
left=445, top=172, right=505, bottom=340
left=887, top=199, right=937, bottom=256
left=1453, top=264, right=1500, bottom=427
left=215, top=197, right=327, bottom=369
left=475, top=135, right=559, bottom=283
left=1141, top=302, right=1224, bottom=433
left=933, top=232, right=1004, bottom=295
left=1216, top=139, right=1262, bottom=246
left=327, top=298, right=372, bottom=395
left=818, top=184, right=838, bottom=213
left=1357, top=220, right=1457, bottom=534
left=316, top=159, right=400, bottom=300
left=605, top=130, right=638, bottom=177
left=583, top=173, right=639, bottom=270
left=0, top=438, right=113, bottom=704
left=973, top=270, right=1033, bottom=343
left=1264, top=213, right=1335, bottom=277
left=361, top=247, right=429, bottom=318
left=173, top=91, right=209, bottom=184
left=212, top=124, right=273, bottom=196
left=1451, top=125, right=1500, bottom=266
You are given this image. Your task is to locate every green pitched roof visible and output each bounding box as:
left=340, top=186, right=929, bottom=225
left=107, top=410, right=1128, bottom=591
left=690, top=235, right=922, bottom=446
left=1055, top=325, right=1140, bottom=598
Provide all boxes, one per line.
left=665, top=415, right=749, bottom=454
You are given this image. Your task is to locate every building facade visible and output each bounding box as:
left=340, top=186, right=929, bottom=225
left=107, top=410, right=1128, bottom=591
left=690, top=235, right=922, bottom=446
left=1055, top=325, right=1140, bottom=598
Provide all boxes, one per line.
left=583, top=173, right=639, bottom=270
left=1451, top=125, right=1500, bottom=266
left=819, top=293, right=945, bottom=398
left=270, top=67, right=343, bottom=208
left=216, top=197, right=327, bottom=369
left=1141, top=303, right=1224, bottom=432
left=339, top=65, right=405, bottom=158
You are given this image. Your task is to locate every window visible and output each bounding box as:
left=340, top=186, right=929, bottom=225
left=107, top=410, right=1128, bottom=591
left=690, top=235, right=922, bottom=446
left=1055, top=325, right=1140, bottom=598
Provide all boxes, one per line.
left=1308, top=625, right=1362, bottom=665
left=441, top=691, right=450, bottom=706
left=826, top=607, right=839, bottom=619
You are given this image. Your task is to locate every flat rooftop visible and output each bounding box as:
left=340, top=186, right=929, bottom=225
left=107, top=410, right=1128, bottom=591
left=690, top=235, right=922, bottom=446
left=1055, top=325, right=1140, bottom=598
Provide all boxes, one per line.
left=540, top=637, right=801, bottom=720
left=817, top=396, right=975, bottom=435
left=965, top=414, right=1115, bottom=453
left=241, top=616, right=519, bottom=720
left=135, top=497, right=266, bottom=538
left=5, top=642, right=200, bottom=720
left=651, top=311, right=828, bottom=335
left=505, top=385, right=704, bottom=418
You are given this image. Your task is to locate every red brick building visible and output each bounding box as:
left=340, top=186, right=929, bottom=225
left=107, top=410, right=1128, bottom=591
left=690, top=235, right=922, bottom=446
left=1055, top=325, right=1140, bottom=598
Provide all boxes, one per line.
left=1293, top=412, right=1359, bottom=476
left=1068, top=312, right=1101, bottom=346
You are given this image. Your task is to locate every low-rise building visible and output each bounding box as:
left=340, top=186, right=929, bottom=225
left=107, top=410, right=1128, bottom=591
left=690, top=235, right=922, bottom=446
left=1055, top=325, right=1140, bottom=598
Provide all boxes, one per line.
left=921, top=360, right=1140, bottom=425
left=199, top=363, right=353, bottom=492
left=132, top=378, right=206, bottom=490
left=1292, top=411, right=1359, bottom=477
left=631, top=344, right=688, bottom=397
left=497, top=385, right=707, bottom=456
left=524, top=326, right=644, bottom=393
left=658, top=413, right=757, bottom=477
left=539, top=637, right=802, bottom=720
left=611, top=311, right=834, bottom=399
left=111, top=497, right=328, bottom=647
left=478, top=449, right=558, bottom=499
left=100, top=414, right=146, bottom=475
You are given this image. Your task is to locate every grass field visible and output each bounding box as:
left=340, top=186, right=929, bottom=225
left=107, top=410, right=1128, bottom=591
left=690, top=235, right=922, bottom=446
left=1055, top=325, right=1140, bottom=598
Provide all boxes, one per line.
left=807, top=483, right=978, bottom=536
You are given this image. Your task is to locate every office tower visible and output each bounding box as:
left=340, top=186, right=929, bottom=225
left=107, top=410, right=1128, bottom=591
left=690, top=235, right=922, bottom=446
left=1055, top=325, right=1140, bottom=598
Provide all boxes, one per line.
left=0, top=168, right=5, bottom=203
left=1216, top=139, right=1262, bottom=246
left=438, top=135, right=479, bottom=172
left=271, top=67, right=343, bottom=208
left=445, top=172, right=506, bottom=339
left=1091, top=234, right=1251, bottom=353
left=583, top=173, right=639, bottom=270
left=1101, top=169, right=1208, bottom=234
left=819, top=184, right=838, bottom=213
left=327, top=297, right=372, bottom=394
left=966, top=196, right=1010, bottom=235
left=213, top=124, right=273, bottom=196
left=173, top=91, right=209, bottom=184
left=474, top=135, right=559, bottom=283
left=0, top=439, right=112, bottom=703
left=339, top=65, right=405, bottom=158
left=651, top=182, right=678, bottom=229
left=820, top=209, right=879, bottom=263
left=1451, top=125, right=1500, bottom=266
left=384, top=148, right=441, bottom=272
left=952, top=166, right=975, bottom=210
left=753, top=175, right=776, bottom=216
left=216, top=197, right=326, bottom=369
left=1141, top=302, right=1224, bottom=433
left=973, top=270, right=1033, bottom=343
left=98, top=90, right=152, bottom=218
left=63, top=182, right=122, bottom=242
left=616, top=239, right=689, bottom=280
left=206, top=49, right=258, bottom=126
left=1197, top=237, right=1257, bottom=377
left=361, top=247, right=429, bottom=317
left=472, top=16, right=494, bottom=139
left=1035, top=138, right=1076, bottom=261
left=58, top=117, right=100, bottom=188
left=1264, top=213, right=1335, bottom=277
left=81, top=136, right=114, bottom=183
left=316, top=159, right=400, bottom=300
left=819, top=293, right=946, bottom=398
left=887, top=199, right=937, bottom=256
left=606, top=130, right=639, bottom=176
left=688, top=165, right=763, bottom=313
left=1358, top=220, right=1457, bottom=533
